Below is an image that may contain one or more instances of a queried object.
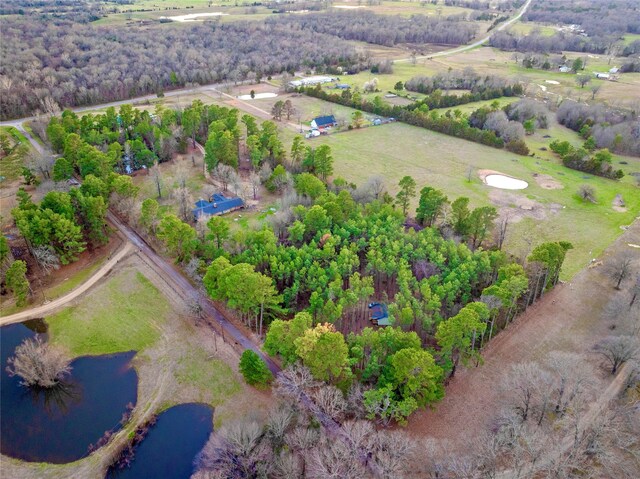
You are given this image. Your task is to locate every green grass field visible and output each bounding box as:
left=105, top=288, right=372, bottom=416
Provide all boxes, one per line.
left=510, top=22, right=557, bottom=37
left=296, top=98, right=640, bottom=279
left=47, top=270, right=170, bottom=357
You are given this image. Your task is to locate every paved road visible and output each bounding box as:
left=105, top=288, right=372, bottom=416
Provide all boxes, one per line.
left=396, top=0, right=533, bottom=62
left=106, top=211, right=281, bottom=375
left=0, top=242, right=134, bottom=325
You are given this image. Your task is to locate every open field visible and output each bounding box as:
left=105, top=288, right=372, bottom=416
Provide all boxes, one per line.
left=288, top=97, right=640, bottom=279
left=47, top=269, right=170, bottom=357
left=510, top=21, right=557, bottom=36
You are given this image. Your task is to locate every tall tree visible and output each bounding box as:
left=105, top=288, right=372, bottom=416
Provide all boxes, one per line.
left=5, top=260, right=30, bottom=306
left=313, top=145, right=334, bottom=182
left=395, top=176, right=416, bottom=216
left=416, top=186, right=448, bottom=226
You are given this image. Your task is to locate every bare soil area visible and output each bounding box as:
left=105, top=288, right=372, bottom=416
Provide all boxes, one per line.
left=532, top=172, right=564, bottom=189
left=488, top=189, right=560, bottom=223
left=405, top=219, right=640, bottom=453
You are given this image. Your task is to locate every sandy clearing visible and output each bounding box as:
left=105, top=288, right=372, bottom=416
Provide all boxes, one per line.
left=532, top=172, right=563, bottom=189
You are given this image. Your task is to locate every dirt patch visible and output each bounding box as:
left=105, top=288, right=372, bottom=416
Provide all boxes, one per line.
left=488, top=189, right=557, bottom=223
left=532, top=173, right=563, bottom=190
left=612, top=193, right=627, bottom=213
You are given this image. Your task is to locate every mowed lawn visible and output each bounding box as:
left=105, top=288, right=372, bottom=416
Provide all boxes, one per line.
left=310, top=121, right=640, bottom=279
left=47, top=270, right=171, bottom=357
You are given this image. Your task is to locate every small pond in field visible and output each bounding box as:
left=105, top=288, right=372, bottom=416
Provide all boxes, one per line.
left=106, top=403, right=213, bottom=479
left=485, top=174, right=529, bottom=190
left=0, top=321, right=138, bottom=463
left=237, top=92, right=278, bottom=100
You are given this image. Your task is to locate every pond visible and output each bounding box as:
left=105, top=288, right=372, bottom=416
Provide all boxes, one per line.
left=0, top=322, right=138, bottom=464
left=237, top=92, right=278, bottom=100
left=106, top=403, right=213, bottom=479
left=485, top=174, right=529, bottom=190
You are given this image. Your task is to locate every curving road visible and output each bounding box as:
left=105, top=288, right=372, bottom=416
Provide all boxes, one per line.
left=0, top=242, right=134, bottom=325
left=396, top=0, right=533, bottom=62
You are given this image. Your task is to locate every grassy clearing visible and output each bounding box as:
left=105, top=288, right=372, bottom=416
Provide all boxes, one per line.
left=21, top=122, right=45, bottom=146
left=296, top=97, right=639, bottom=279
left=0, top=126, right=29, bottom=181
left=174, top=346, right=242, bottom=406
left=510, top=22, right=557, bottom=36
left=47, top=270, right=170, bottom=357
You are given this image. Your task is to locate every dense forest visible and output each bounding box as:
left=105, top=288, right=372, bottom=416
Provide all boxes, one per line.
left=0, top=17, right=362, bottom=120
left=266, top=11, right=479, bottom=47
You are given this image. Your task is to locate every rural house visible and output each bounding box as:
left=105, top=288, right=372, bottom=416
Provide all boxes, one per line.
left=192, top=194, right=244, bottom=220
left=310, top=115, right=338, bottom=131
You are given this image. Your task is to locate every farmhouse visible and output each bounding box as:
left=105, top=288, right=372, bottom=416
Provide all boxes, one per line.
left=192, top=194, right=244, bottom=220
left=310, top=115, right=338, bottom=131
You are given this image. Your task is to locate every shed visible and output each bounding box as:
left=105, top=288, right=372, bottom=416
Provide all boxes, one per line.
left=559, top=66, right=571, bottom=73
left=368, top=302, right=391, bottom=326
left=335, top=83, right=351, bottom=90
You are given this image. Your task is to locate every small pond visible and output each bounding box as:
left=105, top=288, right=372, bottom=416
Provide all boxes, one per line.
left=237, top=92, right=278, bottom=100
left=485, top=174, right=528, bottom=190
left=106, top=403, right=213, bottom=479
left=0, top=322, right=138, bottom=463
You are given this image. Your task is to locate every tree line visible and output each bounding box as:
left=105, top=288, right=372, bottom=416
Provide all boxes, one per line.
left=300, top=85, right=535, bottom=153
left=404, top=67, right=523, bottom=97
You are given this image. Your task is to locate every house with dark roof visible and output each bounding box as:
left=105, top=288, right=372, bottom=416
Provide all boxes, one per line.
left=192, top=194, right=244, bottom=221
left=310, top=115, right=338, bottom=131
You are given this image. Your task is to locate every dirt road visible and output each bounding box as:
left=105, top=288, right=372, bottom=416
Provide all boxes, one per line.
left=105, top=212, right=281, bottom=375
left=0, top=242, right=134, bottom=325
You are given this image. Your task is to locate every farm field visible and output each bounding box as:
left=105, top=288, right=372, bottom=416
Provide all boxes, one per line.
left=301, top=111, right=639, bottom=279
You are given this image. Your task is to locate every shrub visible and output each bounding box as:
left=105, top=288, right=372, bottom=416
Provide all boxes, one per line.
left=6, top=337, right=72, bottom=388
left=239, top=350, right=273, bottom=387
left=578, top=185, right=596, bottom=203
left=505, top=139, right=530, bottom=156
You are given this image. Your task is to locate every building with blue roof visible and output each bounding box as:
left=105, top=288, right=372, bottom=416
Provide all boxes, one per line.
left=310, top=115, right=338, bottom=131
left=192, top=194, right=244, bottom=221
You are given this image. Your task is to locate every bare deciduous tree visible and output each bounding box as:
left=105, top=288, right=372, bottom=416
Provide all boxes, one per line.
left=607, top=254, right=634, bottom=290
left=6, top=337, right=72, bottom=388
left=594, top=335, right=639, bottom=374
left=32, top=245, right=60, bottom=274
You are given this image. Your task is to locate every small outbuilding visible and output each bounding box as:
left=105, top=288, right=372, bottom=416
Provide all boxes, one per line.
left=310, top=115, right=338, bottom=131
left=335, top=83, right=351, bottom=90
left=193, top=194, right=243, bottom=221
left=559, top=66, right=571, bottom=73
left=368, top=302, right=391, bottom=326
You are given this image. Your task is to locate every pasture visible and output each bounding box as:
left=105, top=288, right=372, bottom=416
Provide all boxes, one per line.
left=301, top=102, right=639, bottom=279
